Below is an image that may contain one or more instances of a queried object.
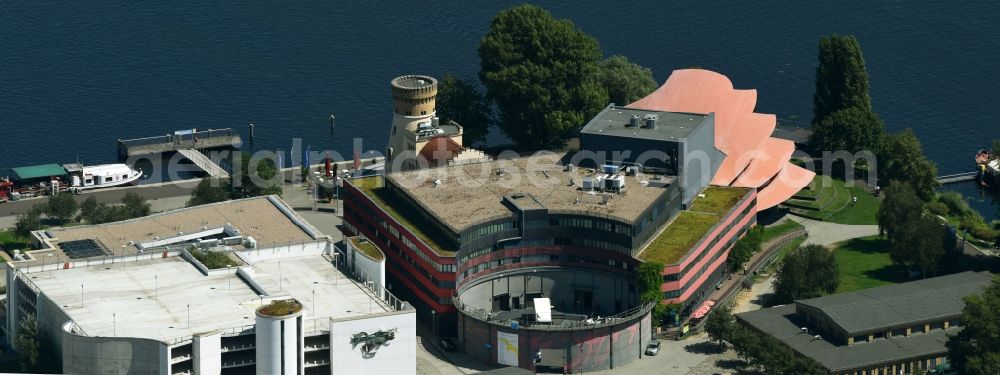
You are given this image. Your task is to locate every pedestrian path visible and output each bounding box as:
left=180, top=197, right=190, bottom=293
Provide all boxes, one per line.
left=788, top=216, right=878, bottom=246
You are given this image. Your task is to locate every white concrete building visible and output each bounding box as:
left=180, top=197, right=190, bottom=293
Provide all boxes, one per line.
left=1, top=198, right=414, bottom=375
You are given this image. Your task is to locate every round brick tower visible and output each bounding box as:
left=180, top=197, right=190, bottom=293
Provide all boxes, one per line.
left=388, top=75, right=438, bottom=165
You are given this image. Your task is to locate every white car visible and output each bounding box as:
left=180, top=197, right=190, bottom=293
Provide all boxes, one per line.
left=645, top=339, right=661, bottom=355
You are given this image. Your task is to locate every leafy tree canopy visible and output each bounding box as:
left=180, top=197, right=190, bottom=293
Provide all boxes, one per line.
left=187, top=177, right=231, bottom=207
left=947, top=276, right=1000, bottom=375
left=879, top=129, right=938, bottom=201
left=436, top=74, right=493, bottom=146
left=45, top=193, right=78, bottom=225
left=478, top=4, right=607, bottom=150
left=14, top=205, right=44, bottom=238
left=596, top=55, right=657, bottom=106
left=809, top=106, right=884, bottom=153
left=813, top=34, right=872, bottom=125
left=773, top=244, right=839, bottom=304
left=877, top=180, right=923, bottom=240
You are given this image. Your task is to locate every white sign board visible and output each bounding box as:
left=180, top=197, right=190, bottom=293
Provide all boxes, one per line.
left=497, top=331, right=519, bottom=366
left=534, top=297, right=552, bottom=323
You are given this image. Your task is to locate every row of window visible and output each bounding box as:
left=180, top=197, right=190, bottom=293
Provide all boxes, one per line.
left=346, top=196, right=456, bottom=274
left=662, top=204, right=753, bottom=282
left=662, top=223, right=747, bottom=299
left=524, top=216, right=631, bottom=235
left=462, top=221, right=514, bottom=241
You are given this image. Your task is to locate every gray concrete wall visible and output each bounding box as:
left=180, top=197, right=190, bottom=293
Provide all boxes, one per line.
left=678, top=115, right=722, bottom=205
left=61, top=324, right=168, bottom=375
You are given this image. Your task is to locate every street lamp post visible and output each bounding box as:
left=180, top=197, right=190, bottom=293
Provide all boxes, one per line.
left=431, top=310, right=437, bottom=337
left=227, top=265, right=232, bottom=290
left=187, top=304, right=191, bottom=328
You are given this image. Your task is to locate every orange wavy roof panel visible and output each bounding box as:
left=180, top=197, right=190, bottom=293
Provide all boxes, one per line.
left=756, top=163, right=816, bottom=210
left=627, top=68, right=807, bottom=211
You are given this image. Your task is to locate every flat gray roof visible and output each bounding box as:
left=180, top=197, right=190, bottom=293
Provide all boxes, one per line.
left=579, top=105, right=710, bottom=141
left=382, top=152, right=674, bottom=233
left=796, top=271, right=993, bottom=335
left=39, top=196, right=321, bottom=259
left=738, top=304, right=956, bottom=371
left=29, top=252, right=388, bottom=343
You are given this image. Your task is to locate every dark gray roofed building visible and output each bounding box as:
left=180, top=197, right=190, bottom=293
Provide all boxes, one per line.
left=736, top=271, right=994, bottom=375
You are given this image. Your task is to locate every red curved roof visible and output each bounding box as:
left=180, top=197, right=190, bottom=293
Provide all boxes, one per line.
left=626, top=69, right=813, bottom=210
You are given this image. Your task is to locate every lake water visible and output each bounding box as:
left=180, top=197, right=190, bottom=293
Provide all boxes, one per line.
left=2, top=1, right=998, bottom=217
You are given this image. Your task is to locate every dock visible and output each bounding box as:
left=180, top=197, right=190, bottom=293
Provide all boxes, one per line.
left=937, top=172, right=978, bottom=184
left=118, top=128, right=241, bottom=159
left=176, top=149, right=230, bottom=178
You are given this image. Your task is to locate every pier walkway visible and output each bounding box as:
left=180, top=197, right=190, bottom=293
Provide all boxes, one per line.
left=937, top=172, right=977, bottom=184
left=177, top=148, right=230, bottom=178
left=118, top=128, right=241, bottom=158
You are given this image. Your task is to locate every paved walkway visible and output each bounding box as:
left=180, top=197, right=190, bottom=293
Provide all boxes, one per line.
left=788, top=216, right=879, bottom=246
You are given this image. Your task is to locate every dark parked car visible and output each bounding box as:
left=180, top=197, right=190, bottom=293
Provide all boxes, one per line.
left=439, top=338, right=456, bottom=352
left=645, top=339, right=661, bottom=356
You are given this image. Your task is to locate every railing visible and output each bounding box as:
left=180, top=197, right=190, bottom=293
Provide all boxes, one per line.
left=752, top=229, right=808, bottom=275
left=119, top=128, right=237, bottom=149
left=456, top=300, right=656, bottom=331
left=331, top=246, right=413, bottom=313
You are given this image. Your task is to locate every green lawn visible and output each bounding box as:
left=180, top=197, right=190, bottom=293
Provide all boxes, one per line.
left=639, top=211, right=720, bottom=264
left=761, top=219, right=805, bottom=243
left=689, top=186, right=750, bottom=215
left=349, top=237, right=384, bottom=261
left=832, top=235, right=907, bottom=293
left=783, top=175, right=880, bottom=225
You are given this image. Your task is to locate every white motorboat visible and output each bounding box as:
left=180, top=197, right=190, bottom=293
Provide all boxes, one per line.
left=64, top=163, right=142, bottom=190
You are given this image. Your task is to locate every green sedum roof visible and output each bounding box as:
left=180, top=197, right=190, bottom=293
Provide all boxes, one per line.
left=12, top=164, right=67, bottom=180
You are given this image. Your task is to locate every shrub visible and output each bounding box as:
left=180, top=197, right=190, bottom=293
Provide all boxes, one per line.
left=925, top=201, right=949, bottom=216
left=189, top=248, right=239, bottom=269
left=937, top=192, right=970, bottom=216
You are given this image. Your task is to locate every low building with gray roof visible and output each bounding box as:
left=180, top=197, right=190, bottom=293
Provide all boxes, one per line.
left=736, top=271, right=994, bottom=375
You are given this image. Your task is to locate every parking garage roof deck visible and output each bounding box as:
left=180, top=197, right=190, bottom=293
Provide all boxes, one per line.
left=26, top=253, right=389, bottom=342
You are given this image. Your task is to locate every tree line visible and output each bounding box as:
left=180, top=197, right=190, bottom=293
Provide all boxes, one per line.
left=13, top=192, right=151, bottom=239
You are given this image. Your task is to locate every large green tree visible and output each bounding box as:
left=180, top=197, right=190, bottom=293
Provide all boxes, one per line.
left=729, top=324, right=828, bottom=374
left=773, top=244, right=839, bottom=304
left=879, top=129, right=938, bottom=201
left=637, top=261, right=667, bottom=323
left=812, top=34, right=872, bottom=125
left=704, top=303, right=735, bottom=348
left=121, top=192, right=151, bottom=219
left=234, top=152, right=281, bottom=198
left=809, top=106, right=884, bottom=153
left=877, top=181, right=923, bottom=240
left=727, top=226, right=763, bottom=272
left=14, top=314, right=40, bottom=371
left=596, top=55, right=657, bottom=106
left=478, top=4, right=608, bottom=150
left=436, top=74, right=493, bottom=146
left=14, top=205, right=43, bottom=238
left=45, top=193, right=78, bottom=225
left=187, top=177, right=231, bottom=207
left=947, top=276, right=1000, bottom=374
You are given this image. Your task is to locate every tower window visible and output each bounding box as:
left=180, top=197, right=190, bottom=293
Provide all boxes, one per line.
left=406, top=111, right=412, bottom=115
left=392, top=126, right=396, bottom=135
left=421, top=111, right=426, bottom=115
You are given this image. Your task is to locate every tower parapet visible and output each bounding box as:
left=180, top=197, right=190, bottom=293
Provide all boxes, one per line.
left=391, top=75, right=438, bottom=116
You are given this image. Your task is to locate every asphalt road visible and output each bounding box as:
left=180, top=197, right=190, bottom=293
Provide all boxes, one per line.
left=0, top=179, right=199, bottom=217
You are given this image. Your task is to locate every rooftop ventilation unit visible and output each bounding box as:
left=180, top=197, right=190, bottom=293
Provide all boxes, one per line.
left=496, top=168, right=505, bottom=176
left=432, top=116, right=440, bottom=127
left=581, top=177, right=596, bottom=190
left=602, top=164, right=620, bottom=175
left=627, top=114, right=641, bottom=128
left=643, top=114, right=658, bottom=129
left=601, top=194, right=611, bottom=205
left=432, top=179, right=442, bottom=188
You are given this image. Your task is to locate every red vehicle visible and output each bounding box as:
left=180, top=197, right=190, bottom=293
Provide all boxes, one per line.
left=0, top=179, right=13, bottom=202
